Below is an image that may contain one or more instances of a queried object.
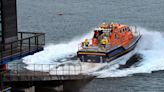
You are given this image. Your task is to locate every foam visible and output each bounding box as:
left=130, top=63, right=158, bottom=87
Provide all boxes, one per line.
left=23, top=31, right=93, bottom=65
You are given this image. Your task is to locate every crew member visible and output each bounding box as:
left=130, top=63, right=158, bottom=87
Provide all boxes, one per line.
left=92, top=38, right=98, bottom=46
left=84, top=39, right=89, bottom=47
left=101, top=37, right=108, bottom=49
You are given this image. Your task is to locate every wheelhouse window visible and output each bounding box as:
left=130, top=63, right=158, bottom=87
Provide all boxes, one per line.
left=123, top=28, right=125, bottom=32
left=115, top=33, right=118, bottom=39
left=120, top=29, right=123, bottom=33
left=125, top=28, right=127, bottom=31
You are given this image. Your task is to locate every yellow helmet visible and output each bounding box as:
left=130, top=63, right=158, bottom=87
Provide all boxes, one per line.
left=85, top=38, right=88, bottom=41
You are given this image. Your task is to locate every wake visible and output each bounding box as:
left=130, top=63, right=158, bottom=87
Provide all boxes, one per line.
left=23, top=27, right=164, bottom=77
left=23, top=31, right=93, bottom=65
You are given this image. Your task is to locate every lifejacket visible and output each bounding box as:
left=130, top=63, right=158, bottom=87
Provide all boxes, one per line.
left=101, top=39, right=106, bottom=45
left=101, top=39, right=108, bottom=45
left=84, top=40, right=89, bottom=47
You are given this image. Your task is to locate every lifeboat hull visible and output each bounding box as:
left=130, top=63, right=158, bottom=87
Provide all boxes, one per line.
left=77, top=35, right=141, bottom=63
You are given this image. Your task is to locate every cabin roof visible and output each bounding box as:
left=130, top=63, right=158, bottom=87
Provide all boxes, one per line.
left=113, top=23, right=128, bottom=29
left=94, top=23, right=128, bottom=32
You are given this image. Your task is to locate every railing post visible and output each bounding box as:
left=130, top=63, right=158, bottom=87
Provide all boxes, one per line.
left=74, top=65, right=76, bottom=75
left=49, top=64, right=50, bottom=75
left=20, top=40, right=22, bottom=57
left=36, top=35, right=39, bottom=50
left=56, top=64, right=57, bottom=75
left=62, top=65, right=64, bottom=75
left=21, top=32, right=23, bottom=40
left=17, top=63, right=18, bottom=75
left=0, top=44, right=3, bottom=59
left=20, top=32, right=23, bottom=56
left=34, top=33, right=37, bottom=49
left=69, top=65, right=70, bottom=75
left=42, top=64, right=43, bottom=76
left=34, top=64, right=35, bottom=76
left=10, top=43, right=13, bottom=56
left=29, top=38, right=31, bottom=53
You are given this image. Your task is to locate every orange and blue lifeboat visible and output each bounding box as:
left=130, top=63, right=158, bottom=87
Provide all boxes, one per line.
left=77, top=23, right=141, bottom=63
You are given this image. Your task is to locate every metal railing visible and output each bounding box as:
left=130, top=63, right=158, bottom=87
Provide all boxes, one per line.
left=1, top=63, right=83, bottom=76
left=0, top=63, right=84, bottom=82
left=0, top=32, right=45, bottom=62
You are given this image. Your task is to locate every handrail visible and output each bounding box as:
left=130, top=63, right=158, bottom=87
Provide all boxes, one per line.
left=1, top=32, right=45, bottom=45
left=18, top=32, right=45, bottom=34
left=0, top=32, right=45, bottom=62
left=1, top=63, right=83, bottom=76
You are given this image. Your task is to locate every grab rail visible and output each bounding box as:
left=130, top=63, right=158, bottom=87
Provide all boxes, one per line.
left=0, top=32, right=45, bottom=62
left=1, top=63, right=83, bottom=76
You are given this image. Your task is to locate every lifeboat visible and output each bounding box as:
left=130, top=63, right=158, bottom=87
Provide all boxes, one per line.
left=77, top=23, right=141, bottom=63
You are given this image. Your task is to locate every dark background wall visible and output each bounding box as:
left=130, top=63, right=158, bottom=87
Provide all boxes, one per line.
left=0, top=0, right=17, bottom=44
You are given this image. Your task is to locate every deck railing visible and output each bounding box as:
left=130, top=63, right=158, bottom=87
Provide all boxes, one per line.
left=1, top=63, right=83, bottom=76
left=0, top=32, right=45, bottom=63
left=0, top=63, right=84, bottom=82
left=0, top=63, right=93, bottom=91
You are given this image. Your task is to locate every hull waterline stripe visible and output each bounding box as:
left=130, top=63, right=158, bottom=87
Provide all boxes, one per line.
left=78, top=52, right=106, bottom=56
